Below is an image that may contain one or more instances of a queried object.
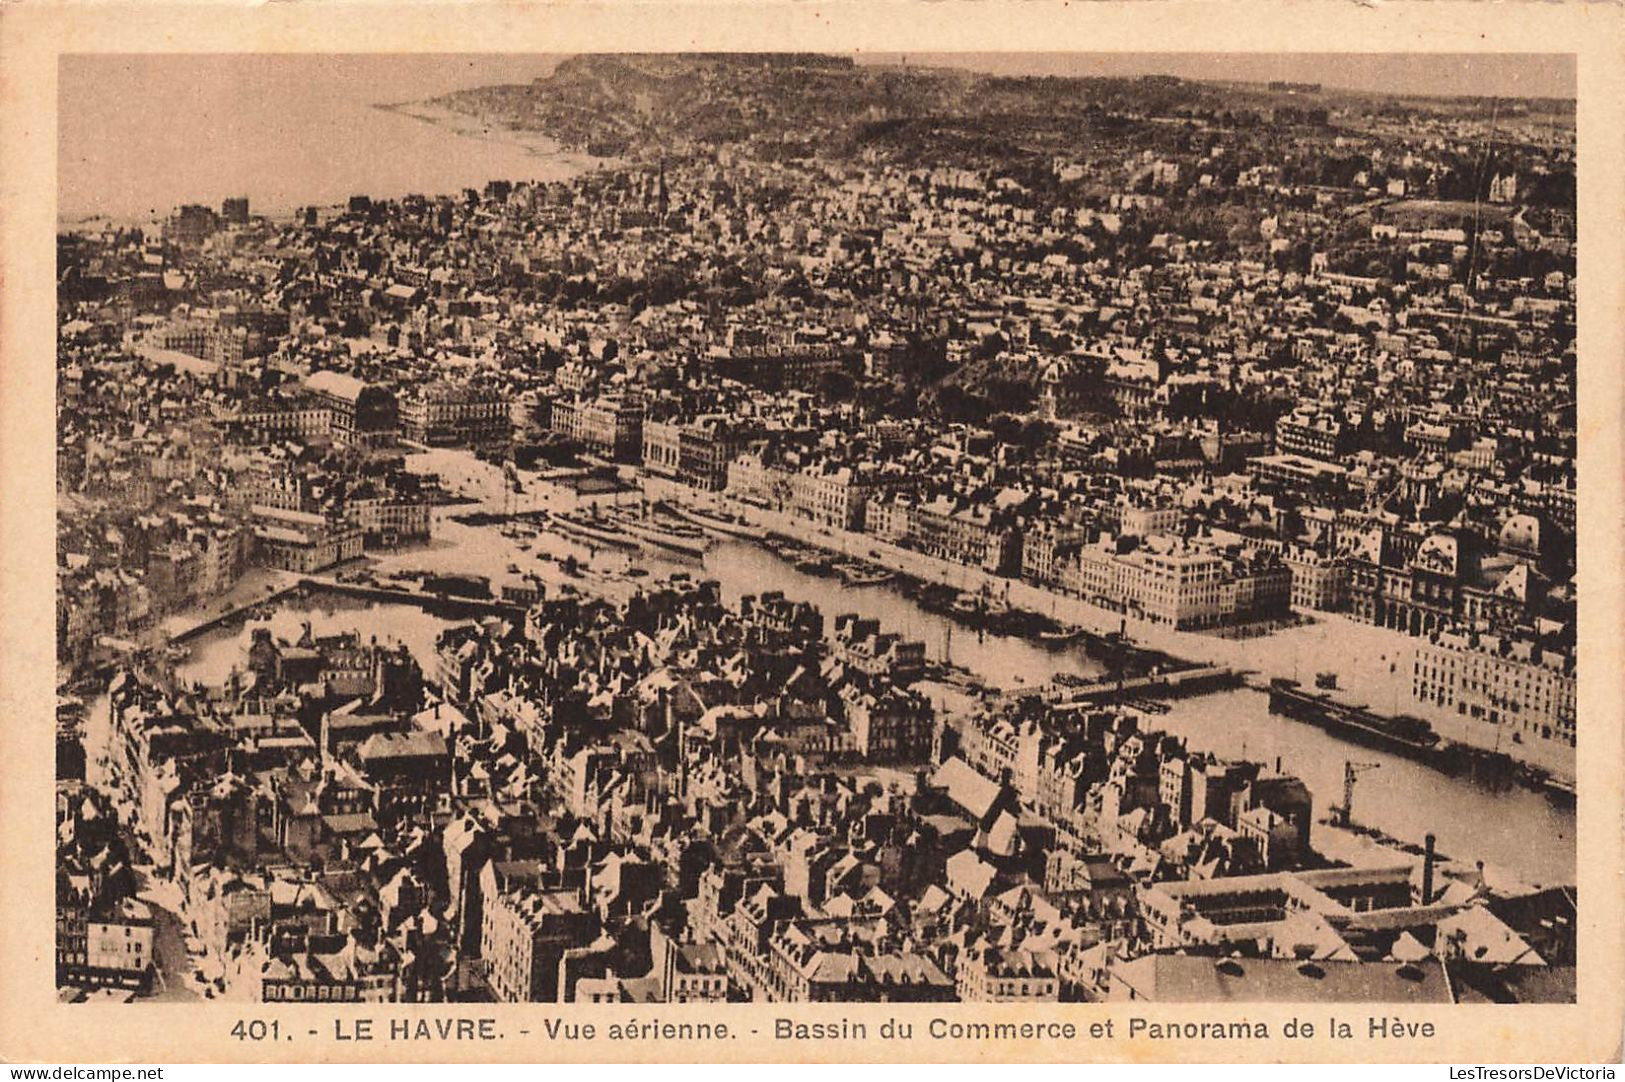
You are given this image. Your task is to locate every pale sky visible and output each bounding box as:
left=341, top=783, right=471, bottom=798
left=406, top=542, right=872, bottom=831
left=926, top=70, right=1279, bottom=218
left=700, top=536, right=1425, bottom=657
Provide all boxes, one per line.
left=59, top=52, right=1573, bottom=218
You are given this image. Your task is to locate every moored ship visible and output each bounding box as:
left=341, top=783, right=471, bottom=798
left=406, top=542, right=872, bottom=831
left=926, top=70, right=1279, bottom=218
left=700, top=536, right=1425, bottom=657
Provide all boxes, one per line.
left=612, top=510, right=713, bottom=559
left=552, top=510, right=642, bottom=550
left=662, top=500, right=770, bottom=542
left=1267, top=678, right=1442, bottom=758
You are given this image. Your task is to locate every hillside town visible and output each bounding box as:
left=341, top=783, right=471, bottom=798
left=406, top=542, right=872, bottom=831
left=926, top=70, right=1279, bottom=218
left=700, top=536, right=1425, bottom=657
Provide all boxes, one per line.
left=56, top=55, right=1576, bottom=1007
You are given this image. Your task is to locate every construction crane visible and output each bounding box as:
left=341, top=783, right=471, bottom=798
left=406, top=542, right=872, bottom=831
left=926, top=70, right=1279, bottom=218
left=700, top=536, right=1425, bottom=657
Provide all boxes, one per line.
left=1335, top=760, right=1381, bottom=827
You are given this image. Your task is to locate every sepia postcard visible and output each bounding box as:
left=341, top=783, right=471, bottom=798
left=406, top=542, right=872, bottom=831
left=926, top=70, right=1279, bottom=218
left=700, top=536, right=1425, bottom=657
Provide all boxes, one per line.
left=1, top=0, right=1622, bottom=1066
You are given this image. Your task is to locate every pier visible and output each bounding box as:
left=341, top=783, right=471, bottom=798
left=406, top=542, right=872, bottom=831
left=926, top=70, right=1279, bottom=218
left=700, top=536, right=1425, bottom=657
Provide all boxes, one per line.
left=997, top=664, right=1240, bottom=707
left=165, top=573, right=525, bottom=647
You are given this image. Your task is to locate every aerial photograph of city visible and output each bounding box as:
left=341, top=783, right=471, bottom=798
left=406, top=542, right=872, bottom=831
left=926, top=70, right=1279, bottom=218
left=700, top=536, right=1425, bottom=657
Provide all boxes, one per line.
left=54, top=52, right=1578, bottom=1008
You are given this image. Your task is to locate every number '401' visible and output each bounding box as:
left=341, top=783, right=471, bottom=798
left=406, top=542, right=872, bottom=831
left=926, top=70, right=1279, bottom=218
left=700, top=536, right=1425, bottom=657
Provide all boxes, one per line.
left=230, top=1019, right=281, bottom=1041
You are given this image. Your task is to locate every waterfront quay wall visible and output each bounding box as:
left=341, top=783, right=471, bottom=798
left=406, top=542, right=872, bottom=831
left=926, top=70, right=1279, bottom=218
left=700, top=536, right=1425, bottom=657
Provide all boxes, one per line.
left=640, top=475, right=1574, bottom=784
left=166, top=575, right=525, bottom=646
left=1002, top=664, right=1241, bottom=707
left=168, top=584, right=303, bottom=645
left=296, top=576, right=530, bottom=619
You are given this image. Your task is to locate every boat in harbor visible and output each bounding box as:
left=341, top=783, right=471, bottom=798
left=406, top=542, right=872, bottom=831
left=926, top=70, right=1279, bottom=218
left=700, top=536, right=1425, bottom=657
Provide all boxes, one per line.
left=996, top=608, right=1054, bottom=638
left=767, top=536, right=810, bottom=560
left=916, top=582, right=960, bottom=616
left=834, top=561, right=893, bottom=587
left=1542, top=774, right=1577, bottom=806
left=795, top=556, right=835, bottom=576
left=663, top=500, right=770, bottom=542
left=1078, top=628, right=1128, bottom=662
left=1037, top=624, right=1085, bottom=647
left=1435, top=742, right=1519, bottom=787
left=1267, top=678, right=1443, bottom=758
left=552, top=511, right=642, bottom=550
left=612, top=510, right=713, bottom=559
left=950, top=589, right=1013, bottom=629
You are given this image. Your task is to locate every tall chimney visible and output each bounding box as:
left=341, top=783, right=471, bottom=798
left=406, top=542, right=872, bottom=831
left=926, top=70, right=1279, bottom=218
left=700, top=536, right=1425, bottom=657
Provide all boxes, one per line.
left=671, top=693, right=687, bottom=802
left=1422, top=833, right=1436, bottom=905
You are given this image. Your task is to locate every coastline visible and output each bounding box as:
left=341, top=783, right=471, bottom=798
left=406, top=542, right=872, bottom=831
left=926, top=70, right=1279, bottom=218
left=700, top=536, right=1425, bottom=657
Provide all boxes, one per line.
left=57, top=99, right=611, bottom=229
left=375, top=99, right=617, bottom=177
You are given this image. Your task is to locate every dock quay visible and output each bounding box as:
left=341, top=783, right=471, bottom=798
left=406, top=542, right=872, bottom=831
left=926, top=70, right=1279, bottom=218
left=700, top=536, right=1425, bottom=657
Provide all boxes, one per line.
left=294, top=576, right=529, bottom=619
left=166, top=574, right=526, bottom=647
left=997, top=664, right=1239, bottom=707
left=1265, top=678, right=1571, bottom=802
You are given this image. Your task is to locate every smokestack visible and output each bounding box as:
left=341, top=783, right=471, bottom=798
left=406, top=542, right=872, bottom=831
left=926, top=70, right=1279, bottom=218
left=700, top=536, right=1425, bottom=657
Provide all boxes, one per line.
left=1422, top=833, right=1436, bottom=905
left=671, top=693, right=687, bottom=802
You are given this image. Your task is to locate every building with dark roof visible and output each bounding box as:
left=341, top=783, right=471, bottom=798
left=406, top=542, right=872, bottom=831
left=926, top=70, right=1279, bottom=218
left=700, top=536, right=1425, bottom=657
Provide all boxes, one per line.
left=304, top=371, right=398, bottom=447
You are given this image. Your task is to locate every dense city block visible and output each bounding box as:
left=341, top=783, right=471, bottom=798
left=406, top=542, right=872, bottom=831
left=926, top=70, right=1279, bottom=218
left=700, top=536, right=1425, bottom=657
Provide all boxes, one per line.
left=56, top=55, right=1576, bottom=1006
